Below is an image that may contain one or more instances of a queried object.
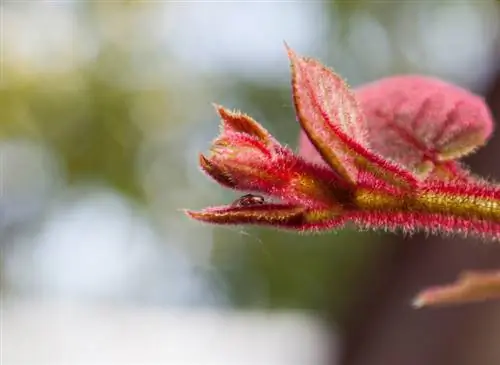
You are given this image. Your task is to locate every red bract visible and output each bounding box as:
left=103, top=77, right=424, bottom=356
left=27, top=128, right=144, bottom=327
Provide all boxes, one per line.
left=185, top=45, right=500, bottom=307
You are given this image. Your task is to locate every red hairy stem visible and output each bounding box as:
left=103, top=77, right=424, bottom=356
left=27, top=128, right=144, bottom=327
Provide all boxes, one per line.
left=351, top=178, right=500, bottom=240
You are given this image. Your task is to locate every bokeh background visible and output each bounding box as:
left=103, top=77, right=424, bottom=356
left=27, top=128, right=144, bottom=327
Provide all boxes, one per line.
left=2, top=1, right=500, bottom=364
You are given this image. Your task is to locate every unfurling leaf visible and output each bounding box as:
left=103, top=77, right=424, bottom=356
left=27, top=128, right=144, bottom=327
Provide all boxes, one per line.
left=287, top=45, right=363, bottom=185
left=300, top=75, right=493, bottom=182
left=289, top=47, right=417, bottom=190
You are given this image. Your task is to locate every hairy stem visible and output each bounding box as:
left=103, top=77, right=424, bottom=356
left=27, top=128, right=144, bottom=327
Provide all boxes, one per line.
left=353, top=180, right=500, bottom=239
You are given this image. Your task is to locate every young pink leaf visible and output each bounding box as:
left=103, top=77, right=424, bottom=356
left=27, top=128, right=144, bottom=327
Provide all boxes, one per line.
left=357, top=75, right=493, bottom=179
left=288, top=46, right=418, bottom=190
left=287, top=45, right=363, bottom=185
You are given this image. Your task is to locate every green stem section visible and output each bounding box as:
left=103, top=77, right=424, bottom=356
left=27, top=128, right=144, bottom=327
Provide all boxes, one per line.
left=354, top=183, right=500, bottom=223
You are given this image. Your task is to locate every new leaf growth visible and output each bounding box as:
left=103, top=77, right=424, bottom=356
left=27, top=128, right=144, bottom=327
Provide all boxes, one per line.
left=185, top=45, right=500, bottom=308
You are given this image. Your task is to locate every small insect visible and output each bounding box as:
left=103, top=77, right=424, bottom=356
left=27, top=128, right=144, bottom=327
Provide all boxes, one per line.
left=231, top=193, right=266, bottom=207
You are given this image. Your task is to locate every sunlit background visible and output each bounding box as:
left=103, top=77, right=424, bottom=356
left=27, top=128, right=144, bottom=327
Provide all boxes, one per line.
left=2, top=1, right=500, bottom=364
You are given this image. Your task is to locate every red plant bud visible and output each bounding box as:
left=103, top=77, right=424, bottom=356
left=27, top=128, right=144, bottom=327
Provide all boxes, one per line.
left=186, top=45, right=500, bottom=307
